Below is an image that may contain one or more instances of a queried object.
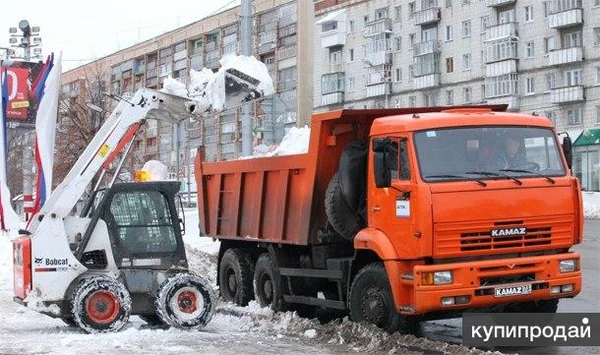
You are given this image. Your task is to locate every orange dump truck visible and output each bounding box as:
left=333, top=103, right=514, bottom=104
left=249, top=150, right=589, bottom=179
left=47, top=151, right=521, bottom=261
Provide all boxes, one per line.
left=195, top=106, right=583, bottom=332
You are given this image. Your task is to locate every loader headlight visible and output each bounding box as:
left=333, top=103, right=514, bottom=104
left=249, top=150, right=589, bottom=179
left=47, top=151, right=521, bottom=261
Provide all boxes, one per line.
left=559, top=259, right=577, bottom=273
left=422, top=271, right=453, bottom=285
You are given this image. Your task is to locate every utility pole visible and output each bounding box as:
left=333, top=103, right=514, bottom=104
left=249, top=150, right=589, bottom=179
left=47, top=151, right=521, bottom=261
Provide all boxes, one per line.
left=240, top=0, right=253, bottom=156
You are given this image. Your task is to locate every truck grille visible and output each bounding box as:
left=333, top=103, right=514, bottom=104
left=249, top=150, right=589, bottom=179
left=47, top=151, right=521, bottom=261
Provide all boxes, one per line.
left=434, top=215, right=574, bottom=258
left=460, top=226, right=551, bottom=251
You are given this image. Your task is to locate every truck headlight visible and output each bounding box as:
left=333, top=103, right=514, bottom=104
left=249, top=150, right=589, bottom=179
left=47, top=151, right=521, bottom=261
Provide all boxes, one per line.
left=422, top=271, right=453, bottom=285
left=559, top=259, right=576, bottom=273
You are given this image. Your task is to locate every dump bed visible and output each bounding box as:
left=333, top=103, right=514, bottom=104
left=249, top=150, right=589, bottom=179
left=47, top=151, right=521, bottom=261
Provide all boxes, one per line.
left=195, top=106, right=506, bottom=246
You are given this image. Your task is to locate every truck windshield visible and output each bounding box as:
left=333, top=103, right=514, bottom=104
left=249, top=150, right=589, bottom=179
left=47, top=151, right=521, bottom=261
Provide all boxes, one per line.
left=414, top=126, right=566, bottom=182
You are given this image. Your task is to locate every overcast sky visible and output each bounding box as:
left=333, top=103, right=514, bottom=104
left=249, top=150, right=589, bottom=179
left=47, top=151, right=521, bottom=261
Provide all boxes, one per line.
left=0, top=0, right=239, bottom=71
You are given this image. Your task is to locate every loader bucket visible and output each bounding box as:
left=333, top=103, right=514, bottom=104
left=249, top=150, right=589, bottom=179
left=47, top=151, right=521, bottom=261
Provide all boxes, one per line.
left=222, top=68, right=265, bottom=111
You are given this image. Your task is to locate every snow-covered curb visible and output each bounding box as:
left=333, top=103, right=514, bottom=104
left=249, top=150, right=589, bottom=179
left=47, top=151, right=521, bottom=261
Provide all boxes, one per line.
left=582, top=191, right=600, bottom=219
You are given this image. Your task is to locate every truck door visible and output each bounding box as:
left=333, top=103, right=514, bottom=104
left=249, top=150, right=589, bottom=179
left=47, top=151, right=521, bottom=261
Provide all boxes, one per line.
left=370, top=137, right=422, bottom=258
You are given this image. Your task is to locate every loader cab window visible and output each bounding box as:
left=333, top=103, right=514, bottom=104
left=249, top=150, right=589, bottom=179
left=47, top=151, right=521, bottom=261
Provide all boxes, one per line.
left=107, top=190, right=177, bottom=254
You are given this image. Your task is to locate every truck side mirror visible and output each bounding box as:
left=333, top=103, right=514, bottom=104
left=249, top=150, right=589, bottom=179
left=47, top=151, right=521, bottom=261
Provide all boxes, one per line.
left=562, top=136, right=573, bottom=169
left=373, top=138, right=392, bottom=188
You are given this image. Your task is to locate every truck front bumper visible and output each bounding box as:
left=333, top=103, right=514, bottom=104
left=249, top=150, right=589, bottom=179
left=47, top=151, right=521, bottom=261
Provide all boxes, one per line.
left=406, top=252, right=581, bottom=314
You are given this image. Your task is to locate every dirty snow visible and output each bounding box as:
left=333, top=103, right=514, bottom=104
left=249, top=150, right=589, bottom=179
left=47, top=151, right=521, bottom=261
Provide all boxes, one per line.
left=0, top=210, right=501, bottom=355
left=247, top=126, right=311, bottom=158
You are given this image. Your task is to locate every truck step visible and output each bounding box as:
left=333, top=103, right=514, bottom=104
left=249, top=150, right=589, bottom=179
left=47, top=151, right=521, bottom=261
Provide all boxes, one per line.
left=279, top=267, right=343, bottom=280
left=283, top=295, right=346, bottom=310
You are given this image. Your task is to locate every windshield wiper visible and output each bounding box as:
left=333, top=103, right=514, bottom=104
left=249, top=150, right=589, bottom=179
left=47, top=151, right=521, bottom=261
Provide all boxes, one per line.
left=500, top=169, right=556, bottom=184
left=465, top=171, right=523, bottom=185
left=424, top=174, right=487, bottom=187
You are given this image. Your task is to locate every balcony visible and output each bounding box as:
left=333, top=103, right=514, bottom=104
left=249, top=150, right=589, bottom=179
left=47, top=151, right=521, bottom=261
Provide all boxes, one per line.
left=413, top=74, right=440, bottom=89
left=364, top=51, right=392, bottom=66
left=321, top=28, right=345, bottom=48
left=547, top=8, right=583, bottom=29
left=485, top=38, right=518, bottom=64
left=413, top=40, right=441, bottom=56
left=548, top=47, right=584, bottom=66
left=414, top=7, right=440, bottom=26
left=321, top=92, right=344, bottom=106
left=144, top=145, right=158, bottom=154
left=486, top=60, right=518, bottom=77
left=486, top=0, right=516, bottom=7
left=328, top=62, right=345, bottom=73
left=365, top=81, right=390, bottom=98
left=484, top=22, right=517, bottom=42
left=550, top=85, right=584, bottom=104
left=364, top=18, right=392, bottom=37
left=485, top=95, right=520, bottom=111
left=145, top=128, right=157, bottom=138
left=484, top=74, right=519, bottom=99
left=258, top=32, right=277, bottom=54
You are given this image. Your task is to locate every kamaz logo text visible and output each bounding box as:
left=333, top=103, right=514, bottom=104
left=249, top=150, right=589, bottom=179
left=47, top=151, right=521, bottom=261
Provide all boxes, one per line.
left=490, top=227, right=527, bottom=237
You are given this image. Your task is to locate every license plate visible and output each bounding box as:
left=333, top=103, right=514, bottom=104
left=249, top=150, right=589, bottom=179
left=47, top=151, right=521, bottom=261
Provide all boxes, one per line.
left=494, top=284, right=532, bottom=298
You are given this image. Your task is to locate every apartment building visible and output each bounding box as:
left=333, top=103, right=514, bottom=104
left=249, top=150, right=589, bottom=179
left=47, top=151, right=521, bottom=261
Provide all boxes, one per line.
left=60, top=0, right=314, bottom=177
left=314, top=0, right=600, bottom=191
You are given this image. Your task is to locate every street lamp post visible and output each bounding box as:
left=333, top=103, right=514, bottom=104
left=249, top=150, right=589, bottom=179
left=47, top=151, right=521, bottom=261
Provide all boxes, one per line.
left=363, top=58, right=390, bottom=108
left=9, top=20, right=42, bottom=61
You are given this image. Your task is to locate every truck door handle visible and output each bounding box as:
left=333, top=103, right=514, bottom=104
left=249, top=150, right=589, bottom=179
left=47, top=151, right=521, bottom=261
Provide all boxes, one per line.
left=372, top=205, right=381, bottom=212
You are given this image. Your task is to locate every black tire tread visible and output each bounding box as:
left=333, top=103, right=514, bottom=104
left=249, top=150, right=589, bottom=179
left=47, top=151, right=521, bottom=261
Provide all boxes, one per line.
left=325, top=172, right=359, bottom=240
left=219, top=248, right=255, bottom=306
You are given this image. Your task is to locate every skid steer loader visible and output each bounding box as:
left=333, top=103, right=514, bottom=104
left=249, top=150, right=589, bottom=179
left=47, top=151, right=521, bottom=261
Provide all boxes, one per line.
left=12, top=56, right=273, bottom=333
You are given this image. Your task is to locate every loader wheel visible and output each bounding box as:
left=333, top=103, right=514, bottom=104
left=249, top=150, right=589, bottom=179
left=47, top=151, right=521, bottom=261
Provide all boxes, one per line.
left=219, top=248, right=255, bottom=306
left=60, top=317, right=77, bottom=327
left=349, top=263, right=418, bottom=334
left=71, top=276, right=131, bottom=333
left=325, top=172, right=360, bottom=240
left=155, top=273, right=215, bottom=329
left=253, top=254, right=285, bottom=312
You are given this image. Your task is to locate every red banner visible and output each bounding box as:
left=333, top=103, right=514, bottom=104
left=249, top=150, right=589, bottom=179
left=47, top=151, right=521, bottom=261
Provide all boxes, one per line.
left=1, top=61, right=44, bottom=124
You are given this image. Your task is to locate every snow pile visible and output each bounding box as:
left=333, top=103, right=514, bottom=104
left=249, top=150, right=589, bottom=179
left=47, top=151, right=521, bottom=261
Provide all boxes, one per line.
left=140, top=160, right=168, bottom=181
left=160, top=76, right=188, bottom=97
left=583, top=192, right=600, bottom=219
left=248, top=126, right=311, bottom=158
left=188, top=68, right=215, bottom=98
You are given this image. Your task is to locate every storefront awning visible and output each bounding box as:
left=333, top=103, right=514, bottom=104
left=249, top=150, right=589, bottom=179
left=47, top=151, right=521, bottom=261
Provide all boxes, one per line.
left=573, top=129, right=600, bottom=147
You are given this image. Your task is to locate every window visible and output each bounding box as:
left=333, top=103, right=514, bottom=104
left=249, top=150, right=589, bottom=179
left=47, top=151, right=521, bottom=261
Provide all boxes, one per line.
left=596, top=66, right=600, bottom=84
left=545, top=74, right=556, bottom=91
left=398, top=139, right=411, bottom=181
left=409, top=95, right=416, bottom=107
left=329, top=47, right=343, bottom=63
left=463, top=53, right=472, bottom=70
left=544, top=111, right=557, bottom=126
left=364, top=16, right=369, bottom=24
left=564, top=69, right=583, bottom=86
left=462, top=21, right=471, bottom=37
left=567, top=108, right=583, bottom=125
left=596, top=105, right=600, bottom=123
left=524, top=6, right=534, bottom=22
left=409, top=2, right=416, bottom=17
left=525, top=41, right=535, bottom=58
left=395, top=37, right=402, bottom=51
left=594, top=28, right=600, bottom=45
left=464, top=87, right=472, bottom=103
left=543, top=1, right=549, bottom=17
left=349, top=49, right=354, bottom=61
left=425, top=94, right=435, bottom=106
left=596, top=0, right=600, bottom=6
left=446, top=57, right=454, bottom=73
left=480, top=16, right=490, bottom=33
left=349, top=20, right=354, bottom=32
left=563, top=31, right=582, bottom=48
left=446, top=0, right=452, bottom=8
left=396, top=68, right=402, bottom=82
left=409, top=33, right=416, bottom=48
left=445, top=25, right=453, bottom=41
left=526, top=77, right=535, bottom=94
left=376, top=7, right=389, bottom=20
left=321, top=73, right=345, bottom=94
left=446, top=90, right=454, bottom=105
left=347, top=77, right=355, bottom=91
left=395, top=6, right=402, bottom=21
left=544, top=37, right=555, bottom=54
left=409, top=65, right=414, bottom=80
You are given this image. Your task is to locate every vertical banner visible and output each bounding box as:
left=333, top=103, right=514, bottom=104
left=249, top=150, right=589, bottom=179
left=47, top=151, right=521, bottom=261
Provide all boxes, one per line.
left=32, top=53, right=61, bottom=215
left=0, top=67, right=20, bottom=231
left=0, top=61, right=45, bottom=125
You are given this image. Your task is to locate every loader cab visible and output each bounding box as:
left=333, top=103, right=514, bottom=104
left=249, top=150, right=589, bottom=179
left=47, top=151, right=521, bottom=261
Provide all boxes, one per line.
left=82, top=181, right=188, bottom=270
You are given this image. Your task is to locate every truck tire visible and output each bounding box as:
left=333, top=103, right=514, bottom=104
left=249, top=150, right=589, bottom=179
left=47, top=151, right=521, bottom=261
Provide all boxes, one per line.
left=71, top=276, right=132, bottom=333
left=253, top=253, right=285, bottom=311
left=155, top=273, right=215, bottom=329
left=349, top=263, right=418, bottom=334
left=219, top=248, right=255, bottom=306
left=325, top=172, right=360, bottom=240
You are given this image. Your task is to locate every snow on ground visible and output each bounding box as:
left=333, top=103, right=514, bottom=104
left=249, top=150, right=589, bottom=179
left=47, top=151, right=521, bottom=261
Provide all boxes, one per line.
left=0, top=210, right=498, bottom=355
left=582, top=191, right=600, bottom=219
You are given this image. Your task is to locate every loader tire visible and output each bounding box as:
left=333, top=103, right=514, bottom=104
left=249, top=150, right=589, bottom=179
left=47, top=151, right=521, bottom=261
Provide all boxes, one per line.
left=155, top=273, right=215, bottom=329
left=219, top=248, right=255, bottom=306
left=71, top=275, right=131, bottom=333
left=325, top=172, right=360, bottom=240
left=253, top=253, right=286, bottom=312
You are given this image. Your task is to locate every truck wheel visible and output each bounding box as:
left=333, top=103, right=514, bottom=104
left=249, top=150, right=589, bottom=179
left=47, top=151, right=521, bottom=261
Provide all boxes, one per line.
left=219, top=248, right=255, bottom=306
left=349, top=263, right=417, bottom=334
left=253, top=254, right=285, bottom=311
left=71, top=276, right=131, bottom=333
left=155, top=273, right=215, bottom=329
left=325, top=172, right=359, bottom=240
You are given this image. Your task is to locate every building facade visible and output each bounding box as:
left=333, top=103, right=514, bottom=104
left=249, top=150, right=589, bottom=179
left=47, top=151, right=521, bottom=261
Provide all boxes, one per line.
left=60, top=0, right=314, bottom=179
left=314, top=0, right=600, bottom=191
